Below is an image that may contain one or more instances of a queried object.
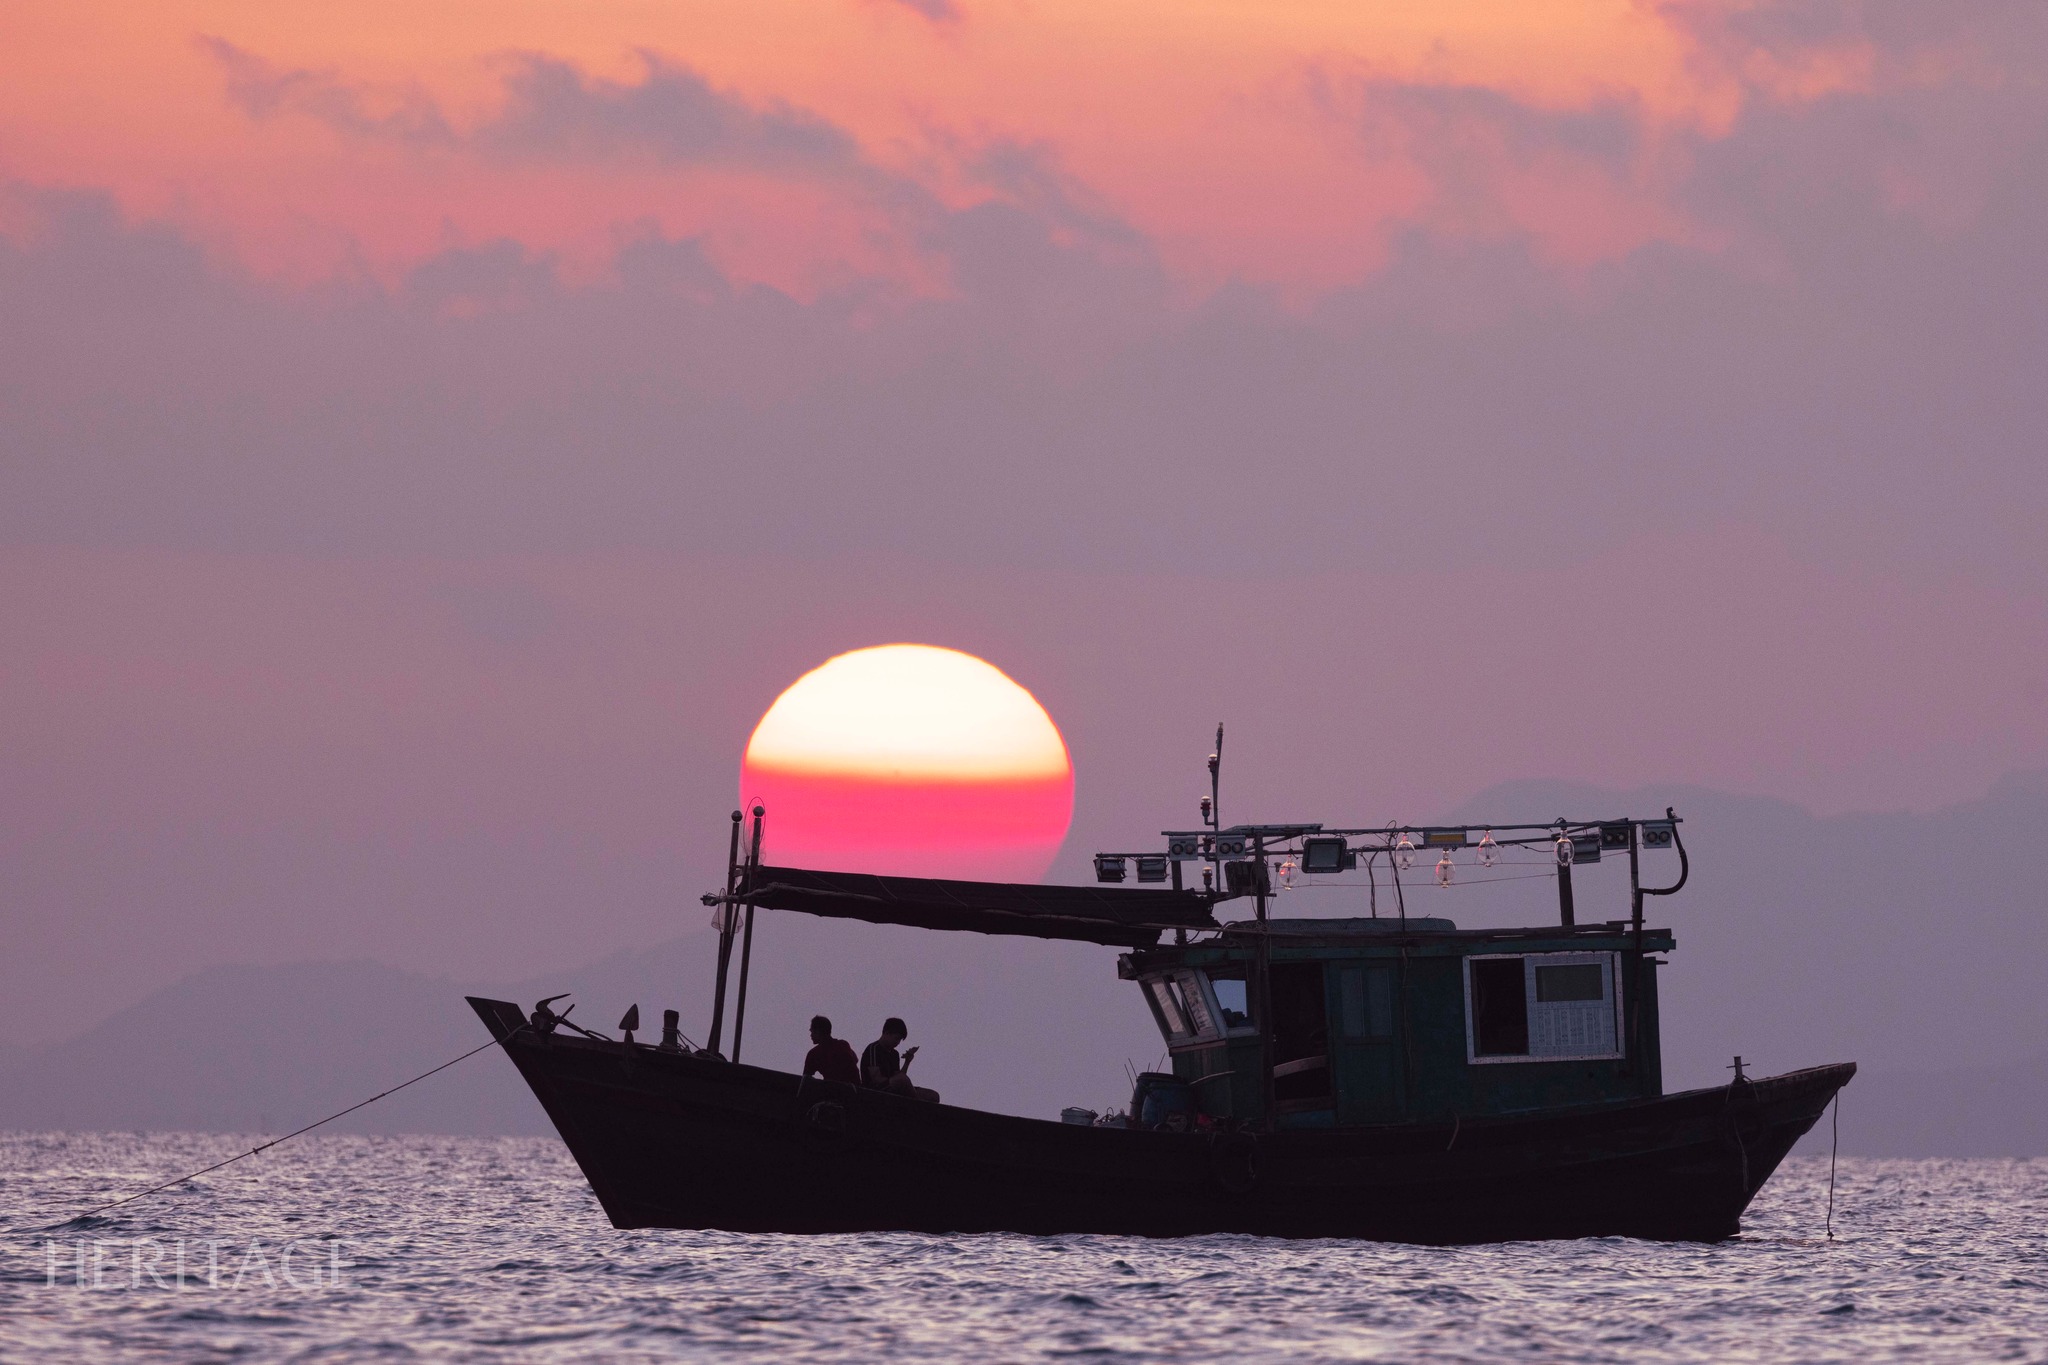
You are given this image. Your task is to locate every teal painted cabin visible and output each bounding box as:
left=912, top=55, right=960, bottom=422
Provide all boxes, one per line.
left=1124, top=917, right=1673, bottom=1130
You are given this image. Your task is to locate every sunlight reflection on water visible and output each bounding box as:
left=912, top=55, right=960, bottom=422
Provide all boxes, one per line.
left=3, top=1134, right=2043, bottom=1362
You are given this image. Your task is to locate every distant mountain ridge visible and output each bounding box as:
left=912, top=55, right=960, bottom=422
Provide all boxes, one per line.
left=4, top=775, right=2045, bottom=1155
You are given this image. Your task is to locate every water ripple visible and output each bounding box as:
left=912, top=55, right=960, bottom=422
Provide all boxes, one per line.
left=1, top=1134, right=2044, bottom=1362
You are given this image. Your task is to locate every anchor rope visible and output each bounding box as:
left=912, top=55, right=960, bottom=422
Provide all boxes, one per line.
left=62, top=1024, right=527, bottom=1224
left=1825, top=1090, right=1841, bottom=1241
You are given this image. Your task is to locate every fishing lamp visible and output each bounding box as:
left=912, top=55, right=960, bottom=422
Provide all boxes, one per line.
left=1570, top=832, right=1602, bottom=864
left=1599, top=822, right=1633, bottom=851
left=1435, top=851, right=1456, bottom=887
left=1094, top=855, right=1128, bottom=883
left=1641, top=821, right=1675, bottom=849
left=1395, top=834, right=1417, bottom=870
left=1301, top=836, right=1349, bottom=874
left=1277, top=859, right=1298, bottom=890
left=1223, top=860, right=1269, bottom=896
left=1477, top=831, right=1500, bottom=867
left=1216, top=835, right=1248, bottom=858
left=1135, top=856, right=1169, bottom=883
left=1167, top=835, right=1201, bottom=858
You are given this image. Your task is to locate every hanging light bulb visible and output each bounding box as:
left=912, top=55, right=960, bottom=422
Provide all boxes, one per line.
left=1477, top=830, right=1500, bottom=867
left=1278, top=858, right=1298, bottom=890
left=1395, top=834, right=1416, bottom=870
left=1435, top=850, right=1455, bottom=887
left=1555, top=833, right=1572, bottom=867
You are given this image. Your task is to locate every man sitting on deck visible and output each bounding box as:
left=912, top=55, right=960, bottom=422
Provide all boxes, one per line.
left=801, top=1015, right=860, bottom=1085
left=862, top=1017, right=940, bottom=1102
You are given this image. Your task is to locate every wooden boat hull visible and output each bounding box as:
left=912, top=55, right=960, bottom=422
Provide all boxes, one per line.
left=469, top=997, right=1852, bottom=1244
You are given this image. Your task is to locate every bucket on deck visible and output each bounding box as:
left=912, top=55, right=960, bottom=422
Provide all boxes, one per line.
left=1060, top=1107, right=1098, bottom=1125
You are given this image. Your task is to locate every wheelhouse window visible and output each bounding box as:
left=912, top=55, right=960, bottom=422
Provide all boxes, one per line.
left=1465, top=953, right=1622, bottom=1062
left=1206, top=970, right=1253, bottom=1031
left=1176, top=975, right=1216, bottom=1036
left=1147, top=977, right=1191, bottom=1039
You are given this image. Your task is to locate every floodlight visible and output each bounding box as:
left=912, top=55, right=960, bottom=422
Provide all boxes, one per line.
left=1223, top=860, right=1269, bottom=896
left=1166, top=835, right=1201, bottom=858
left=1135, top=856, right=1169, bottom=883
left=1094, top=855, right=1128, bottom=883
left=1640, top=821, right=1675, bottom=849
left=1570, top=833, right=1602, bottom=864
left=1216, top=835, right=1248, bottom=858
left=1599, top=822, right=1633, bottom=851
left=1301, top=836, right=1349, bottom=874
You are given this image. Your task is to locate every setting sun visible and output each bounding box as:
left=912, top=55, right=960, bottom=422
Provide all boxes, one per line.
left=741, top=644, right=1074, bottom=882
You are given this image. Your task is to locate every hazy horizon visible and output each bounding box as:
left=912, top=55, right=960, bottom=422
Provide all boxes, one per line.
left=6, top=1, right=2046, bottom=1132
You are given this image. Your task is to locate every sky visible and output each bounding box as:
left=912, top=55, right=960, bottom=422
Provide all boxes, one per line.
left=3, top=0, right=2046, bottom=1046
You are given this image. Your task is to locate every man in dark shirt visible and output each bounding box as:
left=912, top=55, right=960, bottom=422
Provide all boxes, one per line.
left=802, top=1015, right=860, bottom=1085
left=861, top=1017, right=939, bottom=1102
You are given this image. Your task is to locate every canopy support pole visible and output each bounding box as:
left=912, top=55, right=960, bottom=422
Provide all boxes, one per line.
left=706, top=809, right=743, bottom=1058
left=730, top=805, right=765, bottom=1064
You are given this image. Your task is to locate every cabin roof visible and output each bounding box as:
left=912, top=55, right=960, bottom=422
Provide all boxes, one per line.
left=1231, top=916, right=1458, bottom=935
left=1122, top=920, right=1675, bottom=974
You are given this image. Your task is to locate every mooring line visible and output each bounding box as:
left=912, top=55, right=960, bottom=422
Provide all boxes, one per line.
left=61, top=1026, right=526, bottom=1225
left=1824, top=1090, right=1841, bottom=1241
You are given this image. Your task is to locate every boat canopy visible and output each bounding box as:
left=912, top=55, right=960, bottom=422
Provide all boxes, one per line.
left=730, top=864, right=1223, bottom=948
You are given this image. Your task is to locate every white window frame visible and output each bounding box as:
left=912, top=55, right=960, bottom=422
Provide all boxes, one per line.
left=1145, top=976, right=1194, bottom=1040
left=1144, top=970, right=1231, bottom=1043
left=1463, top=951, right=1625, bottom=1065
left=1194, top=970, right=1260, bottom=1038
left=1172, top=970, right=1218, bottom=1038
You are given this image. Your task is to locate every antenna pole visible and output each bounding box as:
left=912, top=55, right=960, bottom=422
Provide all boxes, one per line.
left=730, top=804, right=765, bottom=1065
left=707, top=809, right=743, bottom=1058
left=1626, top=819, right=1643, bottom=1079
left=1555, top=821, right=1576, bottom=927
left=1253, top=830, right=1276, bottom=1133
left=1208, top=723, right=1223, bottom=896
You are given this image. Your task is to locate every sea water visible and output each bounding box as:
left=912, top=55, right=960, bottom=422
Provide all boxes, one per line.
left=2, top=1133, right=2043, bottom=1362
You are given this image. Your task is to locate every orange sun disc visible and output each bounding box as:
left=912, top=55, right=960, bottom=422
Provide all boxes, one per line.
left=741, top=644, right=1075, bottom=882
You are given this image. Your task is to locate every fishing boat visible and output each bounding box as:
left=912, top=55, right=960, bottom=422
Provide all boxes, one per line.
left=469, top=791, right=1852, bottom=1243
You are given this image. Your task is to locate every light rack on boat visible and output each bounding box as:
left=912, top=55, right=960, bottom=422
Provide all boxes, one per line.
left=1092, top=812, right=1688, bottom=936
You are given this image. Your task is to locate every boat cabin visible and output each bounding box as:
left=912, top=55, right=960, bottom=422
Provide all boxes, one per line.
left=1121, top=917, right=1672, bottom=1129
left=1101, top=814, right=1686, bottom=1130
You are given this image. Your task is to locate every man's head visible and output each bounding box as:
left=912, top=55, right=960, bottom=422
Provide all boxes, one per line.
left=810, top=1015, right=832, bottom=1044
left=882, top=1016, right=908, bottom=1044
